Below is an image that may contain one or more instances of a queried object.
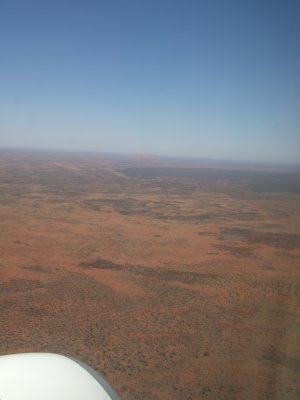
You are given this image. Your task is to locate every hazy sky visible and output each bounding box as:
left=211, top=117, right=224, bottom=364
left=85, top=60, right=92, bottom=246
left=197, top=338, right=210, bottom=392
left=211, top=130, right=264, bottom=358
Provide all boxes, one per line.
left=0, top=0, right=299, bottom=163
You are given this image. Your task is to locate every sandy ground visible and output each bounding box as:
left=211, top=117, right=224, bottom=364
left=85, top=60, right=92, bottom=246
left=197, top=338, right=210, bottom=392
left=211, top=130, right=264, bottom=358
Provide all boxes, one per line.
left=0, top=149, right=299, bottom=399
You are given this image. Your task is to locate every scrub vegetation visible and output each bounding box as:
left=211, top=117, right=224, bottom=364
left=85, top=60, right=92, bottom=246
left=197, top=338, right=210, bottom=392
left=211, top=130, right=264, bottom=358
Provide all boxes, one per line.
left=0, top=149, right=299, bottom=399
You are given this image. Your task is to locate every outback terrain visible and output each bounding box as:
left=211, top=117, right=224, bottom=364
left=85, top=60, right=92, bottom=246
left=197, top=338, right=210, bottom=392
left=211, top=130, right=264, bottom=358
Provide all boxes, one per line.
left=0, top=148, right=299, bottom=399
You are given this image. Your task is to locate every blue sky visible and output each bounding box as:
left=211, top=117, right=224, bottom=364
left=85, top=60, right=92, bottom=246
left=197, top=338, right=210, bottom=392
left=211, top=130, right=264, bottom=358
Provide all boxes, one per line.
left=0, top=0, right=299, bottom=163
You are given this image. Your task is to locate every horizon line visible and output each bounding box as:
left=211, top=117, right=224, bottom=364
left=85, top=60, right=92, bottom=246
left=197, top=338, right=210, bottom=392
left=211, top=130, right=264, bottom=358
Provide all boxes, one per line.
left=0, top=144, right=299, bottom=168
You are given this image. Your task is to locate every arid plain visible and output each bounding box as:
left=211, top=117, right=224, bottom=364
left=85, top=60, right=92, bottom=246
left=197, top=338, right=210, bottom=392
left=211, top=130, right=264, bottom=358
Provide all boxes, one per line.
left=0, top=149, right=299, bottom=399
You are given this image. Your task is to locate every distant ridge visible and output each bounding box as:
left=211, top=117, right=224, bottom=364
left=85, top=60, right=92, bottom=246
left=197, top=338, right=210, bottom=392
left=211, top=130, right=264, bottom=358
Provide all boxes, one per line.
left=129, top=153, right=161, bottom=160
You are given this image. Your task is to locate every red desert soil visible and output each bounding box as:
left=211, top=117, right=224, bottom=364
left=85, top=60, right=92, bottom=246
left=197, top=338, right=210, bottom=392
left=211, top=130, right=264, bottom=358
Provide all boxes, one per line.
left=0, top=149, right=299, bottom=399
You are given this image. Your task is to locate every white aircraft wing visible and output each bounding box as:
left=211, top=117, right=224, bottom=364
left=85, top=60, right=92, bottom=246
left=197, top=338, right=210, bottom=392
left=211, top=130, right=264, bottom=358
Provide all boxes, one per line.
left=0, top=353, right=120, bottom=400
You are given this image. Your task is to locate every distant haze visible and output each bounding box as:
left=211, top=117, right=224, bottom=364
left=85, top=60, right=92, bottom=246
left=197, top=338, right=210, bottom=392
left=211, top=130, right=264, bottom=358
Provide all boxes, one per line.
left=0, top=1, right=299, bottom=164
